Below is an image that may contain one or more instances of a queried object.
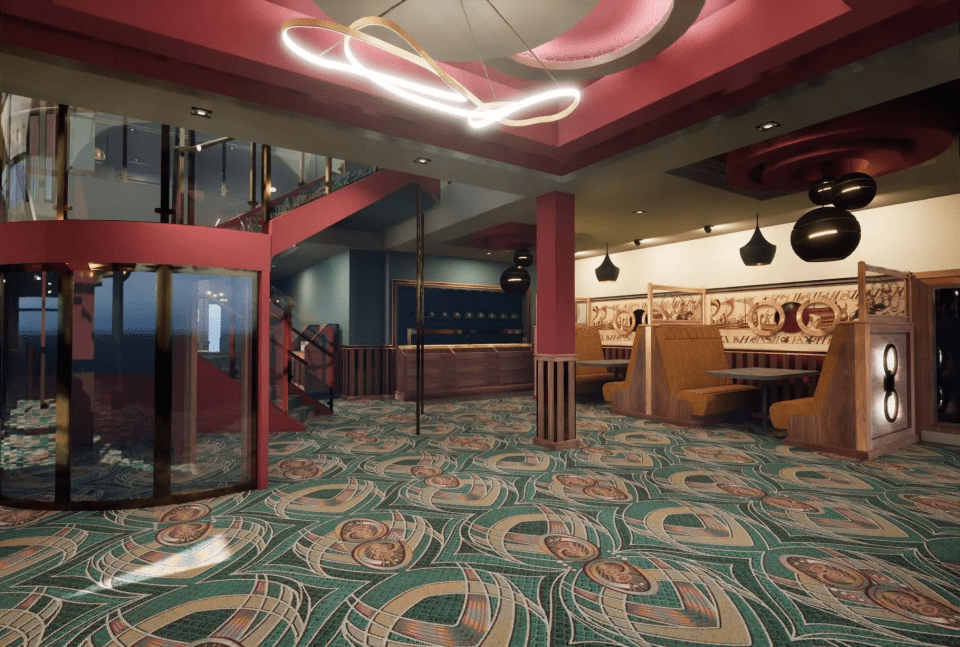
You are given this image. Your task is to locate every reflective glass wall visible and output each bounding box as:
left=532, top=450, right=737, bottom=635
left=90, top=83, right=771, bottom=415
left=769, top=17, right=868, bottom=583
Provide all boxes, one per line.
left=1, top=93, right=372, bottom=229
left=0, top=265, right=257, bottom=508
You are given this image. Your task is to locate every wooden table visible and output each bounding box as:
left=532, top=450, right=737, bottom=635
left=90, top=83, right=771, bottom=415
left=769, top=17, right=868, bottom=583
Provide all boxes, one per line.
left=706, top=367, right=819, bottom=432
left=577, top=358, right=631, bottom=379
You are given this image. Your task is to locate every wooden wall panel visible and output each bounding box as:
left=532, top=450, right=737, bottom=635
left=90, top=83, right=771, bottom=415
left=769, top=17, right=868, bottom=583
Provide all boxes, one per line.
left=725, top=351, right=824, bottom=400
left=395, top=345, right=533, bottom=400
left=340, top=346, right=396, bottom=398
left=602, top=346, right=632, bottom=360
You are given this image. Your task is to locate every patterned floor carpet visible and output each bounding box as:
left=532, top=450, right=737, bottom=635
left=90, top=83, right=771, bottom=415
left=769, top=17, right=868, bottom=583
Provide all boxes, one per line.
left=1, top=395, right=959, bottom=646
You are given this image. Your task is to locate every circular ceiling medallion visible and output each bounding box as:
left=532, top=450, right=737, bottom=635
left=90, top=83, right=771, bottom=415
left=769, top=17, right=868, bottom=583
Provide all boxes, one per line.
left=490, top=0, right=706, bottom=81
left=726, top=101, right=954, bottom=192
left=312, top=0, right=600, bottom=62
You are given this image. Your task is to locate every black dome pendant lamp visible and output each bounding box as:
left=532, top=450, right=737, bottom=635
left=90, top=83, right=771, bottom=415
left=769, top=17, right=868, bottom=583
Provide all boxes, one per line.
left=595, top=244, right=620, bottom=282
left=513, top=247, right=534, bottom=267
left=791, top=205, right=861, bottom=262
left=500, top=265, right=530, bottom=293
left=831, top=172, right=877, bottom=210
left=739, top=212, right=777, bottom=266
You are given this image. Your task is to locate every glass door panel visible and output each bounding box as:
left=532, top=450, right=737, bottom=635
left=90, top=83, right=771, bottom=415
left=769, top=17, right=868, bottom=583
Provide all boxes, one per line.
left=170, top=271, right=255, bottom=495
left=70, top=270, right=157, bottom=501
left=0, top=271, right=59, bottom=501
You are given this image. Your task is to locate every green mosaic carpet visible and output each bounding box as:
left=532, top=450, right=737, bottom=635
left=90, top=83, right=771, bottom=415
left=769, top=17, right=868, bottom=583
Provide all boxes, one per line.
left=1, top=395, right=960, bottom=646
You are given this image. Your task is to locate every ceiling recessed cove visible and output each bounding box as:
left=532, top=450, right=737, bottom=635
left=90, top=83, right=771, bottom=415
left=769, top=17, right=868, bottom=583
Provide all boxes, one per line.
left=312, top=0, right=599, bottom=62
left=726, top=98, right=954, bottom=193
left=490, top=0, right=707, bottom=81
left=470, top=222, right=536, bottom=251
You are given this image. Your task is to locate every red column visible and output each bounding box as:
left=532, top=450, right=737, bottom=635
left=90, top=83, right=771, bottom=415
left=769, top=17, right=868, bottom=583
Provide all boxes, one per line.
left=534, top=192, right=579, bottom=450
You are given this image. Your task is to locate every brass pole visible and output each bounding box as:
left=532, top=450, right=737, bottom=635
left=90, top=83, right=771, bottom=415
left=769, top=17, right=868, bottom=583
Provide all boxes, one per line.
left=55, top=271, right=73, bottom=503
left=187, top=130, right=196, bottom=226
left=415, top=184, right=423, bottom=436
left=248, top=143, right=258, bottom=207
left=155, top=125, right=172, bottom=223
left=174, top=129, right=186, bottom=224
left=325, top=157, right=332, bottom=195
left=54, top=105, right=70, bottom=220
left=40, top=272, right=47, bottom=408
left=261, top=144, right=272, bottom=234
left=153, top=266, right=173, bottom=498
left=113, top=269, right=124, bottom=375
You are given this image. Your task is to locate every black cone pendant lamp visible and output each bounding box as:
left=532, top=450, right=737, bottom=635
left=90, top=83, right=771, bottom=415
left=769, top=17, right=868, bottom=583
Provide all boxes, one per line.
left=595, top=244, right=620, bottom=282
left=739, top=213, right=776, bottom=266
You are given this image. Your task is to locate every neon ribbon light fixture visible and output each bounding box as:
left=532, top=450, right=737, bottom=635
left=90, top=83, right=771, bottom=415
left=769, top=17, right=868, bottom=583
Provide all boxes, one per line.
left=281, top=17, right=581, bottom=129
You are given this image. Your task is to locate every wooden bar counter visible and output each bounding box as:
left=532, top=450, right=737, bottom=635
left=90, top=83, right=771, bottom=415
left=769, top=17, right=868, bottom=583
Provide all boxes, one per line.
left=395, top=344, right=533, bottom=400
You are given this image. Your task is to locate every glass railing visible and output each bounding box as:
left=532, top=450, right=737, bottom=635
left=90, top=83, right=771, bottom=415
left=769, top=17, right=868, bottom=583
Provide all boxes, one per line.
left=218, top=155, right=376, bottom=232
left=1, top=92, right=376, bottom=229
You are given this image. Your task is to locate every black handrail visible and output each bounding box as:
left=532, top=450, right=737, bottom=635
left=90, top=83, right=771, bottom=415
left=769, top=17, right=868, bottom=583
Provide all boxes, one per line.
left=292, top=326, right=334, bottom=357
left=277, top=332, right=335, bottom=415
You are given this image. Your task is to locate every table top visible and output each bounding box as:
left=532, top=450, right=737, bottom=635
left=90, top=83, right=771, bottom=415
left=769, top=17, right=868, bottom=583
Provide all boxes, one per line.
left=707, top=367, right=819, bottom=381
left=577, top=359, right=631, bottom=367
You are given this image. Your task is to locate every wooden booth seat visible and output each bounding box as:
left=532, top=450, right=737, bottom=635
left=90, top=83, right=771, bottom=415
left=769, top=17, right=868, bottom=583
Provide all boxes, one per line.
left=769, top=323, right=848, bottom=431
left=575, top=325, right=617, bottom=394
left=603, top=331, right=640, bottom=403
left=653, top=325, right=758, bottom=423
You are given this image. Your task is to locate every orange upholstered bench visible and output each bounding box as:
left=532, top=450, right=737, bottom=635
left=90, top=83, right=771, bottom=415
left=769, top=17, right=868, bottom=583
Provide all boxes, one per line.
left=770, top=323, right=846, bottom=432
left=603, top=329, right=641, bottom=403
left=651, top=325, right=758, bottom=424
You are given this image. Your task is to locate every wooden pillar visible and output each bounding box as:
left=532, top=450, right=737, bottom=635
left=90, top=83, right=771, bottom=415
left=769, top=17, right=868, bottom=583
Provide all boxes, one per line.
left=533, top=192, right=579, bottom=450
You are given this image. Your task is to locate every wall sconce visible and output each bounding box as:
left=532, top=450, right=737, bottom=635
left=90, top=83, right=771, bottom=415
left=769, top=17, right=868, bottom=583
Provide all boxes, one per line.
left=883, top=343, right=898, bottom=378
left=884, top=390, right=900, bottom=423
left=882, top=343, right=899, bottom=422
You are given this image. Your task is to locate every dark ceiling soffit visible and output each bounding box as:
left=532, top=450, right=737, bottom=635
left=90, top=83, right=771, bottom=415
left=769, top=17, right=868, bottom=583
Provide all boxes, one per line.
left=549, top=10, right=960, bottom=176
left=2, top=5, right=956, bottom=178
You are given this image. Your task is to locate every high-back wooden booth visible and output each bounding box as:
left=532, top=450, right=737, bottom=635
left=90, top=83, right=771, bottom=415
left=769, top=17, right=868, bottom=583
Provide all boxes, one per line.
left=771, top=262, right=917, bottom=457
left=610, top=283, right=757, bottom=424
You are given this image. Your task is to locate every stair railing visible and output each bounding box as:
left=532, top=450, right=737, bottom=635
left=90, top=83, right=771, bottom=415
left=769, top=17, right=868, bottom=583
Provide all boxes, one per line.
left=218, top=160, right=377, bottom=232
left=270, top=301, right=336, bottom=415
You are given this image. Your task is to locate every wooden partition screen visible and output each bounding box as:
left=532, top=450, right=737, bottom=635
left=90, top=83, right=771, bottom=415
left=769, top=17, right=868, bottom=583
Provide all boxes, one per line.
left=646, top=283, right=709, bottom=326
